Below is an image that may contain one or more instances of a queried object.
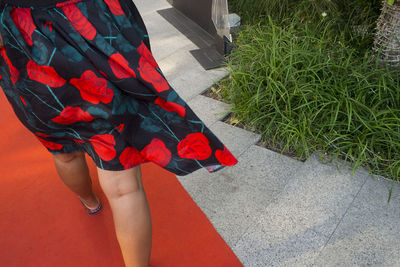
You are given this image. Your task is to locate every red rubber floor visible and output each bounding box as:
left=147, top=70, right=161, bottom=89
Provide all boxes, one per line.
left=0, top=90, right=243, bottom=267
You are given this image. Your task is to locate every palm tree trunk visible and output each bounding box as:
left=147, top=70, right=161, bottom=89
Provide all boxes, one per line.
left=373, top=1, right=400, bottom=67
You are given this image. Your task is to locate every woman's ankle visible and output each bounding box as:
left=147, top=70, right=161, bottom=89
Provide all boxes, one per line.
left=79, top=192, right=99, bottom=209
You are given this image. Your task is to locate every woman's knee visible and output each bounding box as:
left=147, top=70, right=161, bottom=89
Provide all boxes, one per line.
left=97, top=165, right=143, bottom=199
left=53, top=151, right=85, bottom=163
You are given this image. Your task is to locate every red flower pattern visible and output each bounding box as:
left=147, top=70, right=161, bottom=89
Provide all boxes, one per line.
left=89, top=134, right=116, bottom=161
left=154, top=97, right=185, bottom=117
left=177, top=133, right=212, bottom=160
left=10, top=7, right=36, bottom=46
left=44, top=21, right=53, bottom=32
left=56, top=0, right=83, bottom=7
left=215, top=145, right=238, bottom=166
left=119, top=147, right=147, bottom=169
left=104, top=0, right=125, bottom=16
left=137, top=57, right=169, bottom=93
left=27, top=60, right=66, bottom=87
left=99, top=70, right=108, bottom=78
left=20, top=96, right=27, bottom=106
left=35, top=132, right=51, bottom=138
left=62, top=4, right=97, bottom=40
left=70, top=70, right=114, bottom=104
left=0, top=47, right=19, bottom=85
left=0, top=0, right=237, bottom=175
left=141, top=138, right=171, bottom=167
left=37, top=137, right=63, bottom=150
left=108, top=53, right=136, bottom=79
left=137, top=41, right=159, bottom=68
left=51, top=106, right=95, bottom=124
left=115, top=123, right=124, bottom=132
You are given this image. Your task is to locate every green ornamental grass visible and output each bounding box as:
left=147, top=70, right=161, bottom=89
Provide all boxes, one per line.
left=219, top=1, right=400, bottom=182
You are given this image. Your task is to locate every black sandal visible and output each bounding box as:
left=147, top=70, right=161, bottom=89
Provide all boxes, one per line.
left=79, top=197, right=102, bottom=215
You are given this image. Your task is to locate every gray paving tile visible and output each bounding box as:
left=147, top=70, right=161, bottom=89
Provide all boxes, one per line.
left=267, top=154, right=368, bottom=238
left=176, top=167, right=259, bottom=248
left=312, top=176, right=400, bottom=267
left=133, top=0, right=171, bottom=16
left=208, top=121, right=261, bottom=158
left=176, top=167, right=243, bottom=219
left=142, top=12, right=196, bottom=61
left=204, top=67, right=230, bottom=83
left=158, top=46, right=229, bottom=101
left=177, top=145, right=304, bottom=249
left=187, top=95, right=231, bottom=127
left=234, top=225, right=325, bottom=267
left=232, top=154, right=368, bottom=266
left=220, top=145, right=304, bottom=200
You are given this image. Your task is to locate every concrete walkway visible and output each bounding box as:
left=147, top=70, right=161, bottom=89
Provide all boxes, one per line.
left=135, top=1, right=400, bottom=266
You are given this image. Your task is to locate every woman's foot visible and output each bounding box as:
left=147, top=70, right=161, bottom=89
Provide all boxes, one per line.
left=79, top=195, right=102, bottom=215
left=79, top=195, right=100, bottom=209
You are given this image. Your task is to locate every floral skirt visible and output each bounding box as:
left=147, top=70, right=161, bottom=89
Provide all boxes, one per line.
left=0, top=0, right=238, bottom=175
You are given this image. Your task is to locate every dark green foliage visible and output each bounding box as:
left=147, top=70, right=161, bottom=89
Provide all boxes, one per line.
left=221, top=0, right=400, bottom=180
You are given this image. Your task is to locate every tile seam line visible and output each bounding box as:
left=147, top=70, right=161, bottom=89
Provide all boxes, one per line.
left=313, top=175, right=368, bottom=264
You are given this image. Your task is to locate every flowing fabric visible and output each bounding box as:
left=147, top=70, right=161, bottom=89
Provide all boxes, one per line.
left=0, top=0, right=238, bottom=175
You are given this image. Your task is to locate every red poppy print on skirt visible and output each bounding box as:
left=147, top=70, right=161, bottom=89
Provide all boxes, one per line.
left=37, top=137, right=64, bottom=150
left=10, top=7, right=36, bottom=46
left=141, top=138, right=171, bottom=167
left=44, top=21, right=53, bottom=32
left=61, top=4, right=97, bottom=40
left=215, top=145, right=238, bottom=166
left=137, top=41, right=159, bottom=68
left=0, top=48, right=19, bottom=85
left=19, top=95, right=27, bottom=106
left=177, top=133, right=212, bottom=160
left=103, top=0, right=125, bottom=16
left=35, top=132, right=51, bottom=138
left=51, top=106, right=95, bottom=124
left=137, top=57, right=169, bottom=93
left=119, top=146, right=147, bottom=169
left=70, top=70, right=114, bottom=104
left=0, top=0, right=238, bottom=175
left=108, top=53, right=137, bottom=79
left=115, top=123, right=124, bottom=132
left=89, top=134, right=116, bottom=161
left=154, top=97, right=185, bottom=117
left=99, top=70, right=108, bottom=78
left=27, top=60, right=66, bottom=87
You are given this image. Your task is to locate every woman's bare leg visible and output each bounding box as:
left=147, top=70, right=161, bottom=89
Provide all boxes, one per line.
left=97, top=165, right=152, bottom=267
left=52, top=152, right=99, bottom=208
